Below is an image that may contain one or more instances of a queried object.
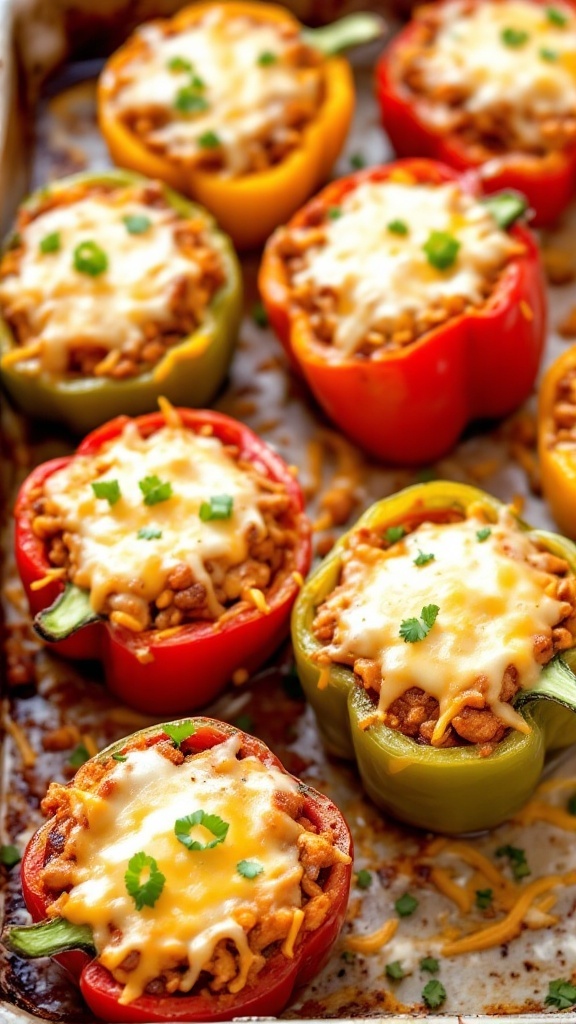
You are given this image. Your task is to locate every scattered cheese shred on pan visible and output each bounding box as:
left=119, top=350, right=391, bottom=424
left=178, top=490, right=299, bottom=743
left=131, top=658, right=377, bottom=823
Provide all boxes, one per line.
left=2, top=705, right=36, bottom=767
left=344, top=917, right=399, bottom=954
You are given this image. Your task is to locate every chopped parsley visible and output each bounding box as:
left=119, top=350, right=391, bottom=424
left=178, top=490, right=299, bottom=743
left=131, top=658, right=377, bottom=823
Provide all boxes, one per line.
left=73, top=240, right=108, bottom=276
left=123, top=213, right=152, bottom=235
left=387, top=219, right=408, bottom=236
left=546, top=6, right=569, bottom=26
left=137, top=526, right=162, bottom=540
left=167, top=56, right=193, bottom=72
left=350, top=152, right=366, bottom=170
left=174, top=88, right=209, bottom=114
left=399, top=604, right=439, bottom=644
left=495, top=844, right=531, bottom=881
left=68, top=744, right=90, bottom=768
left=252, top=301, right=269, bottom=328
left=420, top=956, right=439, bottom=974
left=327, top=206, right=343, bottom=220
left=476, top=527, right=492, bottom=542
left=501, top=26, right=529, bottom=47
left=356, top=868, right=373, bottom=890
left=237, top=859, right=264, bottom=879
left=39, top=231, right=61, bottom=254
left=139, top=475, right=173, bottom=506
left=0, top=845, right=21, bottom=869
left=395, top=892, right=418, bottom=917
left=125, top=851, right=165, bottom=910
left=91, top=479, right=121, bottom=506
left=414, top=549, right=435, bottom=566
left=385, top=525, right=406, bottom=544
left=422, top=230, right=460, bottom=270
left=175, top=810, right=229, bottom=851
left=341, top=950, right=356, bottom=964
left=112, top=753, right=127, bottom=762
left=198, top=130, right=221, bottom=149
left=545, top=979, right=576, bottom=1009
left=199, top=494, right=233, bottom=521
left=475, top=888, right=494, bottom=910
left=163, top=720, right=196, bottom=748
left=481, top=191, right=528, bottom=229
left=567, top=793, right=576, bottom=815
left=386, top=961, right=405, bottom=980
left=540, top=46, right=559, bottom=61
left=422, top=979, right=447, bottom=1009
left=257, top=51, right=278, bottom=65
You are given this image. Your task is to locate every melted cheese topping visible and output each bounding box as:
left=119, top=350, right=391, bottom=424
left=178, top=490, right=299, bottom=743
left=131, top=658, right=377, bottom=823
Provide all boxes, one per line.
left=43, top=424, right=266, bottom=617
left=0, top=192, right=204, bottom=377
left=58, top=736, right=304, bottom=1004
left=105, top=8, right=322, bottom=176
left=323, top=515, right=566, bottom=740
left=292, top=180, right=518, bottom=356
left=412, top=0, right=576, bottom=149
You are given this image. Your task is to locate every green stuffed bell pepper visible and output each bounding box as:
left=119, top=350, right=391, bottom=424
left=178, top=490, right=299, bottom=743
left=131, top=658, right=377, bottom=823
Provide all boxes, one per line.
left=0, top=170, right=242, bottom=433
left=293, top=481, right=576, bottom=835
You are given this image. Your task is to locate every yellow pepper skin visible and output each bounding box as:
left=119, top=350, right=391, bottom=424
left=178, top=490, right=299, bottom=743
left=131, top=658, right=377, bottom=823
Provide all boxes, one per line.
left=292, top=481, right=576, bottom=835
left=97, top=2, right=355, bottom=250
left=0, top=170, right=242, bottom=434
left=538, top=345, right=576, bottom=541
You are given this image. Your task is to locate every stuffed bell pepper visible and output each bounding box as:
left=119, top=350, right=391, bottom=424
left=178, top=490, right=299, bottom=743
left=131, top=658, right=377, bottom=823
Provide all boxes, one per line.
left=292, top=481, right=576, bottom=834
left=5, top=717, right=353, bottom=1023
left=96, top=1, right=377, bottom=249
left=0, top=170, right=241, bottom=433
left=538, top=345, right=576, bottom=539
left=259, top=158, right=546, bottom=465
left=376, top=0, right=576, bottom=227
left=14, top=406, right=311, bottom=715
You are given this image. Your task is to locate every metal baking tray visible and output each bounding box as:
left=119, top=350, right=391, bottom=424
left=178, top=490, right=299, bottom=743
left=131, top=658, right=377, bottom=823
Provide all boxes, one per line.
left=2, top=1, right=576, bottom=1020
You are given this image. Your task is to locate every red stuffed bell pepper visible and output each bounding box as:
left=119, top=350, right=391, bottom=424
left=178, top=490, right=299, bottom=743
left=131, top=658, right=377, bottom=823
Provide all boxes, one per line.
left=6, top=718, right=353, bottom=1023
left=376, top=0, right=576, bottom=227
left=259, top=158, right=545, bottom=465
left=15, top=408, right=311, bottom=714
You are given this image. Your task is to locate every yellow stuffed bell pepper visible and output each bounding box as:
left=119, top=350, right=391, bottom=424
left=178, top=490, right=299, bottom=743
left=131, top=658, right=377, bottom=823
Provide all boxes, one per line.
left=97, top=2, right=368, bottom=250
left=539, top=345, right=576, bottom=540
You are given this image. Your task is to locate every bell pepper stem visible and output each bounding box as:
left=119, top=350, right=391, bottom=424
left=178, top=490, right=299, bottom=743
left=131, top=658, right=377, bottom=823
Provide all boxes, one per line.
left=5, top=917, right=95, bottom=958
left=301, top=13, right=385, bottom=55
left=34, top=583, right=100, bottom=643
left=481, top=192, right=528, bottom=229
left=515, top=653, right=576, bottom=713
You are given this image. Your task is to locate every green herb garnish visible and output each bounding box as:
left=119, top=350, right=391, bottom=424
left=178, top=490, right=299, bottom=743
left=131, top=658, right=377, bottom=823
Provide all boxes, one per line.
left=540, top=46, right=559, bottom=60
left=420, top=956, right=439, bottom=974
left=495, top=844, right=531, bottom=881
left=0, top=845, right=21, bottom=869
left=112, top=753, right=127, bottom=762
left=422, top=979, right=447, bottom=1009
left=475, top=888, right=494, bottom=910
left=138, top=526, right=162, bottom=540
left=123, top=214, right=152, bottom=235
left=414, top=550, right=435, bottom=566
left=385, top=525, right=406, bottom=544
left=386, top=961, right=405, bottom=980
left=481, top=192, right=528, bottom=229
left=139, top=475, right=173, bottom=506
left=73, top=240, right=108, bottom=276
left=356, top=868, right=373, bottom=890
left=387, top=219, right=408, bottom=236
left=174, top=810, right=229, bottom=851
left=233, top=713, right=254, bottom=732
left=350, top=152, right=366, bottom=170
left=395, top=892, right=418, bottom=917
left=545, top=979, right=576, bottom=1009
left=91, top=479, right=121, bottom=506
left=399, top=605, right=439, bottom=644
left=252, top=301, right=269, bottom=328
left=257, top=51, right=277, bottom=65
left=199, top=494, right=233, bottom=521
left=422, top=231, right=460, bottom=270
left=68, top=744, right=90, bottom=768
left=198, top=130, right=221, bottom=148
left=39, top=232, right=61, bottom=254
left=174, top=88, right=209, bottom=114
left=167, top=56, right=193, bottom=72
left=501, top=26, right=529, bottom=46
left=125, top=851, right=165, bottom=910
left=237, top=859, right=264, bottom=878
left=163, top=720, right=196, bottom=748
left=476, top=527, right=492, bottom=542
left=327, top=206, right=343, bottom=220
left=546, top=6, right=569, bottom=27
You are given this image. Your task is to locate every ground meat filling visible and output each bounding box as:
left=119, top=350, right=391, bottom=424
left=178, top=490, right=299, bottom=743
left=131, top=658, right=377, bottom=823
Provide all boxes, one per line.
left=104, top=10, right=324, bottom=177
left=312, top=508, right=576, bottom=753
left=27, top=422, right=302, bottom=633
left=0, top=181, right=226, bottom=380
left=393, top=0, right=576, bottom=159
left=38, top=733, right=346, bottom=999
left=549, top=365, right=576, bottom=448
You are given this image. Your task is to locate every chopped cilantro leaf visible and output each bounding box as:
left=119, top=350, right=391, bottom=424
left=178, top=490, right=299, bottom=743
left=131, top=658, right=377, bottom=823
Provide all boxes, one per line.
left=350, top=152, right=366, bottom=170
left=123, top=214, right=152, bottom=235
left=237, top=859, right=264, bottom=879
left=356, top=868, right=373, bottom=890
left=258, top=51, right=277, bottom=65
left=342, top=950, right=356, bottom=963
left=138, top=526, right=162, bottom=540
left=385, top=525, right=406, bottom=544
left=475, top=888, right=493, bottom=910
left=198, top=130, right=221, bottom=149
left=387, top=219, right=408, bottom=236
left=420, top=956, right=439, bottom=974
left=174, top=88, right=209, bottom=114
left=540, top=46, right=559, bottom=60
left=476, top=527, right=491, bottom=542
left=233, top=713, right=254, bottom=732
left=73, top=240, right=108, bottom=276
left=199, top=494, right=233, bottom=521
left=39, top=232, right=61, bottom=254
left=252, top=301, right=268, bottom=328
left=175, top=810, right=229, bottom=851
left=163, top=720, right=196, bottom=748
left=112, top=753, right=127, bottom=762
left=386, top=961, right=405, bottom=980
left=139, top=475, right=173, bottom=506
left=399, top=604, right=439, bottom=643
left=327, top=206, right=343, bottom=220
left=68, top=744, right=90, bottom=768
left=91, top=479, right=121, bottom=506
left=125, top=851, right=165, bottom=910
left=414, top=549, right=435, bottom=566
left=422, top=231, right=460, bottom=270
left=545, top=979, right=576, bottom=1009
left=546, top=6, right=569, bottom=26
left=167, top=56, right=193, bottom=72
left=501, top=26, right=529, bottom=46
left=0, top=845, right=21, bottom=869
left=495, top=844, right=531, bottom=881
left=395, top=892, right=418, bottom=917
left=422, top=979, right=447, bottom=1009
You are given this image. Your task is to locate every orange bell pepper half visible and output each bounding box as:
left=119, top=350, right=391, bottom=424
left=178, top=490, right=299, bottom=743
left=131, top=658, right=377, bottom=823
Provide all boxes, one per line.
left=539, top=345, right=576, bottom=539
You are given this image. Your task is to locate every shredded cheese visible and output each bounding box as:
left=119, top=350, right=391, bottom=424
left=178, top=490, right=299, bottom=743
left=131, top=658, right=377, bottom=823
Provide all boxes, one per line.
left=344, top=917, right=399, bottom=954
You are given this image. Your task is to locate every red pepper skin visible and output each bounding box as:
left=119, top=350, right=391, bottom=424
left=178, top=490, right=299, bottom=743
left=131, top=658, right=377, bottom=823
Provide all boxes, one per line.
left=20, top=719, right=353, bottom=1023
left=259, top=159, right=546, bottom=465
left=375, top=0, right=576, bottom=228
left=14, top=411, right=311, bottom=714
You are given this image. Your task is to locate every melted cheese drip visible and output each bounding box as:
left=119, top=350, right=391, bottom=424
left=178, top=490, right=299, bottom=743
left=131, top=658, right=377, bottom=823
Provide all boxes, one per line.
left=414, top=0, right=576, bottom=148
left=59, top=736, right=304, bottom=1004
left=43, top=424, right=266, bottom=616
left=324, top=515, right=566, bottom=739
left=0, top=193, right=201, bottom=377
left=105, top=8, right=322, bottom=176
left=292, top=180, right=518, bottom=356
